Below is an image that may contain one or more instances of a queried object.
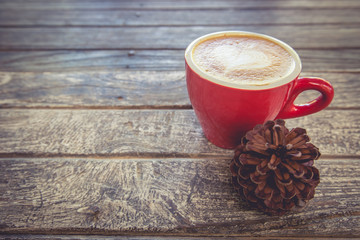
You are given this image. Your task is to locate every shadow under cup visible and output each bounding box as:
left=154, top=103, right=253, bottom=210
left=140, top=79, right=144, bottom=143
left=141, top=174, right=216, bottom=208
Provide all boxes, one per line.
left=185, top=31, right=334, bottom=149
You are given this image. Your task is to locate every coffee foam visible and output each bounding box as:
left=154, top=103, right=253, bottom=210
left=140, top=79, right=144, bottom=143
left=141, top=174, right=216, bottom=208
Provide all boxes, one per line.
left=192, top=36, right=295, bottom=85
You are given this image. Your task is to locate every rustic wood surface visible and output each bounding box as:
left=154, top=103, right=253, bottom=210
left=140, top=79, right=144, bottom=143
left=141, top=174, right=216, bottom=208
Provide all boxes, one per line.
left=0, top=158, right=359, bottom=237
left=1, top=25, right=359, bottom=50
left=0, top=0, right=359, bottom=239
left=1, top=9, right=359, bottom=26
left=0, top=0, right=359, bottom=10
left=0, top=109, right=359, bottom=157
left=1, top=49, right=360, bottom=72
left=0, top=71, right=358, bottom=108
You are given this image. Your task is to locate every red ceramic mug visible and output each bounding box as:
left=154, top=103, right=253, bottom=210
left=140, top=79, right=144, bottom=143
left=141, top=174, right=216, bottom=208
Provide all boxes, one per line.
left=185, top=31, right=334, bottom=149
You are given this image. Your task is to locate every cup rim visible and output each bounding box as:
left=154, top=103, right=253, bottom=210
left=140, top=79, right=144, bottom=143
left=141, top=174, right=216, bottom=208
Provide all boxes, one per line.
left=185, top=31, right=302, bottom=90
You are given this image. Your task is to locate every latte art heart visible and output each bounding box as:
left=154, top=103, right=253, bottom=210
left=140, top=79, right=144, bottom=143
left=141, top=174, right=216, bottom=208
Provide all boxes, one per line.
left=192, top=36, right=294, bottom=85
left=212, top=45, right=271, bottom=72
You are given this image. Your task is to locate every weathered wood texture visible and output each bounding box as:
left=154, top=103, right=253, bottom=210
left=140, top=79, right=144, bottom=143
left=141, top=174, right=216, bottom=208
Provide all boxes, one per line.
left=0, top=71, right=356, bottom=109
left=0, top=49, right=359, bottom=72
left=1, top=157, right=359, bottom=236
left=1, top=9, right=359, bottom=26
left=0, top=25, right=359, bottom=50
left=0, top=0, right=359, bottom=10
left=2, top=237, right=346, bottom=240
left=0, top=236, right=192, bottom=240
left=0, top=109, right=358, bottom=157
left=1, top=236, right=328, bottom=240
left=3, top=236, right=308, bottom=240
left=0, top=71, right=189, bottom=108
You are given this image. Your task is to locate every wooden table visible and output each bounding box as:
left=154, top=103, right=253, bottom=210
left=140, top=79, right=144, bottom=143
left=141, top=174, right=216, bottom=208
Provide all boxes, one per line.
left=0, top=0, right=359, bottom=238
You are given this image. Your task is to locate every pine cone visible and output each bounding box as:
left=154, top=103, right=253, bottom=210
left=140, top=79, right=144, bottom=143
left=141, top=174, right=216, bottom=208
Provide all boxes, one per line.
left=230, top=119, right=320, bottom=215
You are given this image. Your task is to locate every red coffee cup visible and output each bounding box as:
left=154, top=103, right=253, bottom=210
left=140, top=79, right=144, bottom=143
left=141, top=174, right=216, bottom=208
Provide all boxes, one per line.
left=185, top=31, right=334, bottom=149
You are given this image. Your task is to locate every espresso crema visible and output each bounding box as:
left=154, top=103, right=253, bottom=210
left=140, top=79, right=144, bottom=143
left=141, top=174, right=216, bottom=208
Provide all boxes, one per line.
left=192, top=35, right=295, bottom=85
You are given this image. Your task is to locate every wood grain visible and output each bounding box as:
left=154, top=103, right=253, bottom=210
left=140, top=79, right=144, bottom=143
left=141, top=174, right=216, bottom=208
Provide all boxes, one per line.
left=0, top=157, right=359, bottom=236
left=0, top=71, right=357, bottom=109
left=0, top=0, right=359, bottom=10
left=0, top=71, right=190, bottom=108
left=0, top=9, right=359, bottom=26
left=0, top=109, right=358, bottom=157
left=0, top=49, right=359, bottom=72
left=0, top=25, right=359, bottom=50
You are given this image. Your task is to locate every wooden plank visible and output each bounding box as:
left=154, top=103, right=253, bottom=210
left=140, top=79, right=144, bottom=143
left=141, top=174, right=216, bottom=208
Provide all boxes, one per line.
left=0, top=25, right=359, bottom=50
left=0, top=9, right=359, bottom=26
left=1, top=49, right=359, bottom=72
left=0, top=71, right=190, bottom=108
left=0, top=109, right=359, bottom=157
left=298, top=49, right=360, bottom=73
left=0, top=50, right=185, bottom=72
left=0, top=157, right=359, bottom=236
left=0, top=0, right=358, bottom=10
left=0, top=71, right=357, bottom=109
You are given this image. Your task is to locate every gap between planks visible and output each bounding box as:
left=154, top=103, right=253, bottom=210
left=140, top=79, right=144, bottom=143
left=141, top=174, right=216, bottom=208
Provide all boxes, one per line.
left=1, top=233, right=358, bottom=239
left=0, top=233, right=359, bottom=239
left=2, top=47, right=360, bottom=51
left=0, top=105, right=193, bottom=110
left=0, top=154, right=358, bottom=160
left=0, top=0, right=359, bottom=11
left=0, top=106, right=358, bottom=111
left=1, top=23, right=360, bottom=28
left=0, top=235, right=358, bottom=240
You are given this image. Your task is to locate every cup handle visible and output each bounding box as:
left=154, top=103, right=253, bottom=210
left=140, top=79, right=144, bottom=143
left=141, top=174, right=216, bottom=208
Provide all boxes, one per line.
left=276, top=77, right=334, bottom=119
